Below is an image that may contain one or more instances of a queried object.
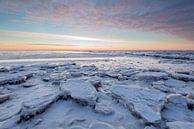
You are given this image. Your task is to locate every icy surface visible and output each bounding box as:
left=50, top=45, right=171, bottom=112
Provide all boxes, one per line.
left=0, top=50, right=194, bottom=129
left=166, top=121, right=194, bottom=129
left=111, top=86, right=166, bottom=123
left=134, top=71, right=169, bottom=81
left=0, top=94, right=10, bottom=104
left=60, top=79, right=97, bottom=106
left=162, top=94, right=194, bottom=122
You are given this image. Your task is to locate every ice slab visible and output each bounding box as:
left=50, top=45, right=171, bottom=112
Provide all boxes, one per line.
left=111, top=86, right=166, bottom=123
left=61, top=80, right=97, bottom=106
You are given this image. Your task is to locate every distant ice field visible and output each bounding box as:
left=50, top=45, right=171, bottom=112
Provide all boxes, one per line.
left=0, top=50, right=194, bottom=73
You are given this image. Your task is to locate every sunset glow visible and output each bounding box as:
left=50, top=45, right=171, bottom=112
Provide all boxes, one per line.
left=0, top=0, right=194, bottom=50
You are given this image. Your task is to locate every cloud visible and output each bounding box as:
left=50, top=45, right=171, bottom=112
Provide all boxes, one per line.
left=29, top=43, right=78, bottom=47
left=0, top=29, right=130, bottom=44
left=0, top=0, right=194, bottom=40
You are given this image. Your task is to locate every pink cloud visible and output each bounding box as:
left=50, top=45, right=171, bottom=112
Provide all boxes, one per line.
left=0, top=0, right=194, bottom=40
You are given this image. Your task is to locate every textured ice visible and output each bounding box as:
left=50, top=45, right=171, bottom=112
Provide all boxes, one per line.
left=89, top=77, right=102, bottom=91
left=22, top=78, right=38, bottom=88
left=0, top=73, right=33, bottom=85
left=20, top=93, right=60, bottom=121
left=171, top=73, right=194, bottom=82
left=0, top=50, right=194, bottom=129
left=151, top=79, right=194, bottom=95
left=111, top=86, right=166, bottom=123
left=94, top=94, right=114, bottom=115
left=89, top=121, right=116, bottom=129
left=135, top=72, right=169, bottom=81
left=60, top=79, right=97, bottom=106
left=144, top=126, right=157, bottom=129
left=162, top=94, right=194, bottom=122
left=166, top=121, right=194, bottom=129
left=0, top=94, right=10, bottom=104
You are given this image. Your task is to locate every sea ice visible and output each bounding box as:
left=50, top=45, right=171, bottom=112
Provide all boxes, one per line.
left=162, top=94, right=194, bottom=122
left=134, top=72, right=169, bottom=81
left=60, top=80, right=97, bottom=106
left=111, top=86, right=166, bottom=123
left=171, top=73, right=194, bottom=82
left=0, top=94, right=10, bottom=104
left=166, top=121, right=194, bottom=129
left=0, top=50, right=194, bottom=129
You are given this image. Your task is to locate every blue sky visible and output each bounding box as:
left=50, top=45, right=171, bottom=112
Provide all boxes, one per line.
left=0, top=0, right=194, bottom=50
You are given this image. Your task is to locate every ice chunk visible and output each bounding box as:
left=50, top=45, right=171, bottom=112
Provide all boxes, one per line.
left=0, top=94, right=10, bottom=104
left=89, top=121, right=115, bottom=129
left=41, top=72, right=67, bottom=86
left=60, top=80, right=97, bottom=106
left=144, top=125, right=157, bottom=129
left=81, top=65, right=97, bottom=71
left=105, top=71, right=120, bottom=79
left=135, top=72, right=168, bottom=81
left=164, top=79, right=186, bottom=88
left=0, top=67, right=9, bottom=73
left=152, top=79, right=189, bottom=95
left=70, top=71, right=83, bottom=78
left=187, top=92, right=194, bottom=99
left=20, top=94, right=60, bottom=121
left=111, top=86, right=166, bottom=123
left=152, top=81, right=172, bottom=93
left=166, top=121, right=194, bottom=129
left=0, top=116, right=20, bottom=129
left=0, top=73, right=33, bottom=85
left=171, top=73, right=194, bottom=82
left=22, top=79, right=38, bottom=88
left=94, top=98, right=114, bottom=115
left=90, top=78, right=102, bottom=91
left=0, top=101, right=21, bottom=121
left=120, top=69, right=139, bottom=77
left=162, top=94, right=194, bottom=122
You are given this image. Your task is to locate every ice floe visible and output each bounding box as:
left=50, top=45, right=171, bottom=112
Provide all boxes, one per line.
left=162, top=94, right=194, bottom=122
left=0, top=51, right=194, bottom=129
left=111, top=86, right=166, bottom=123
left=60, top=80, right=97, bottom=106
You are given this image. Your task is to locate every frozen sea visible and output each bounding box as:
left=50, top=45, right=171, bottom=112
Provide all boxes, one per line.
left=0, top=50, right=194, bottom=129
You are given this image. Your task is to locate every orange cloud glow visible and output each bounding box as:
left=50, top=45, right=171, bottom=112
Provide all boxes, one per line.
left=0, top=29, right=194, bottom=51
left=1, top=40, right=194, bottom=51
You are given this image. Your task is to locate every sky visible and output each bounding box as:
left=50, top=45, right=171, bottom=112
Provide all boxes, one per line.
left=0, top=0, right=194, bottom=50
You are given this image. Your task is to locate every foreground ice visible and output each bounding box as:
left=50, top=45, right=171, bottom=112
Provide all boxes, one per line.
left=111, top=86, right=165, bottom=123
left=166, top=121, right=194, bottom=129
left=0, top=51, right=194, bottom=129
left=162, top=94, right=194, bottom=122
left=60, top=79, right=97, bottom=106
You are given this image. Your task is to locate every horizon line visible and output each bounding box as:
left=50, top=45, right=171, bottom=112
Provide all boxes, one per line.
left=0, top=49, right=194, bottom=51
